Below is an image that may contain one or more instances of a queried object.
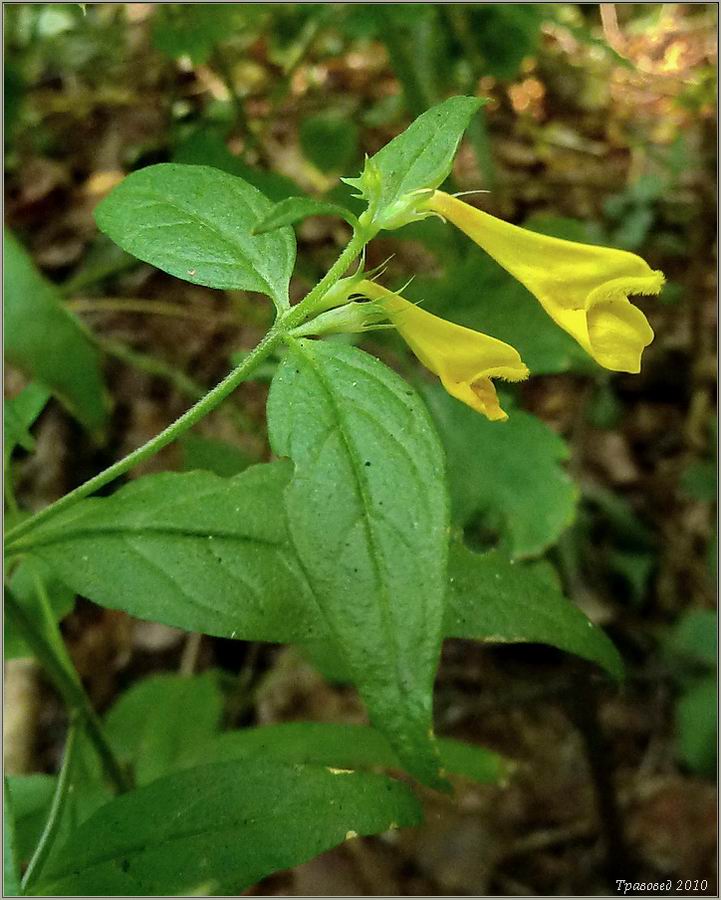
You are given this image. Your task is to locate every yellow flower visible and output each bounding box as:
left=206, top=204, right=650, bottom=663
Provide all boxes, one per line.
left=359, top=280, right=528, bottom=422
left=427, top=191, right=664, bottom=374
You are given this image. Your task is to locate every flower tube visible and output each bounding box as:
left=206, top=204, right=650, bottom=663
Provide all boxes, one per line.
left=427, top=191, right=663, bottom=373
left=359, top=280, right=528, bottom=422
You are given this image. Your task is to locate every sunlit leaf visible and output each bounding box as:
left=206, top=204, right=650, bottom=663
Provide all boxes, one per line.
left=95, top=164, right=296, bottom=307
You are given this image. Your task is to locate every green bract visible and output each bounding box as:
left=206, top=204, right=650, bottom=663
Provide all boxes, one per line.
left=342, top=95, right=485, bottom=233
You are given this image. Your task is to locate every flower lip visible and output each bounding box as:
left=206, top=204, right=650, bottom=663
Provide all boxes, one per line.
left=358, top=279, right=529, bottom=422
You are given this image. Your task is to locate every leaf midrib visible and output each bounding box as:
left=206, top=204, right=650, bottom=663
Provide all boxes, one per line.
left=287, top=340, right=408, bottom=704
left=12, top=526, right=285, bottom=554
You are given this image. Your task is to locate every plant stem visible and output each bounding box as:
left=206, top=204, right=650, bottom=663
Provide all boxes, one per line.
left=21, top=719, right=80, bottom=892
left=5, top=327, right=284, bottom=547
left=5, top=591, right=130, bottom=793
left=283, top=228, right=368, bottom=328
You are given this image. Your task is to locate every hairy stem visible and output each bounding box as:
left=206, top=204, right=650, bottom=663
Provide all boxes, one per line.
left=5, top=327, right=284, bottom=546
left=283, top=228, right=368, bottom=328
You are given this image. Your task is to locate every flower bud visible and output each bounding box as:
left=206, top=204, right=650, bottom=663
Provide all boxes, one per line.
left=290, top=300, right=388, bottom=338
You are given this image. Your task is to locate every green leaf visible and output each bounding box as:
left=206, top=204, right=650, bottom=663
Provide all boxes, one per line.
left=4, top=382, right=50, bottom=462
left=3, top=779, right=21, bottom=896
left=203, top=722, right=507, bottom=786
left=402, top=245, right=593, bottom=376
left=423, top=385, right=577, bottom=557
left=675, top=677, right=717, bottom=777
left=4, top=230, right=107, bottom=433
left=300, top=113, right=359, bottom=173
left=11, top=462, right=320, bottom=644
left=299, top=639, right=352, bottom=683
left=94, top=164, right=296, bottom=308
left=267, top=339, right=449, bottom=788
left=345, top=95, right=484, bottom=230
left=34, top=760, right=421, bottom=896
left=445, top=545, right=624, bottom=680
left=253, top=196, right=359, bottom=235
left=179, top=434, right=253, bottom=477
left=104, top=672, right=224, bottom=786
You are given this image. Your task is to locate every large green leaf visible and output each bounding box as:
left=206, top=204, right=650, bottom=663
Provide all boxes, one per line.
left=203, top=722, right=507, bottom=786
left=303, top=544, right=623, bottom=680
left=423, top=385, right=577, bottom=557
left=10, top=463, right=320, bottom=644
left=344, top=95, right=483, bottom=231
left=4, top=230, right=107, bottom=433
left=104, top=672, right=224, bottom=786
left=94, top=164, right=296, bottom=307
left=33, top=760, right=421, bottom=896
left=12, top=461, right=615, bottom=682
left=445, top=545, right=623, bottom=680
left=267, top=339, right=449, bottom=788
